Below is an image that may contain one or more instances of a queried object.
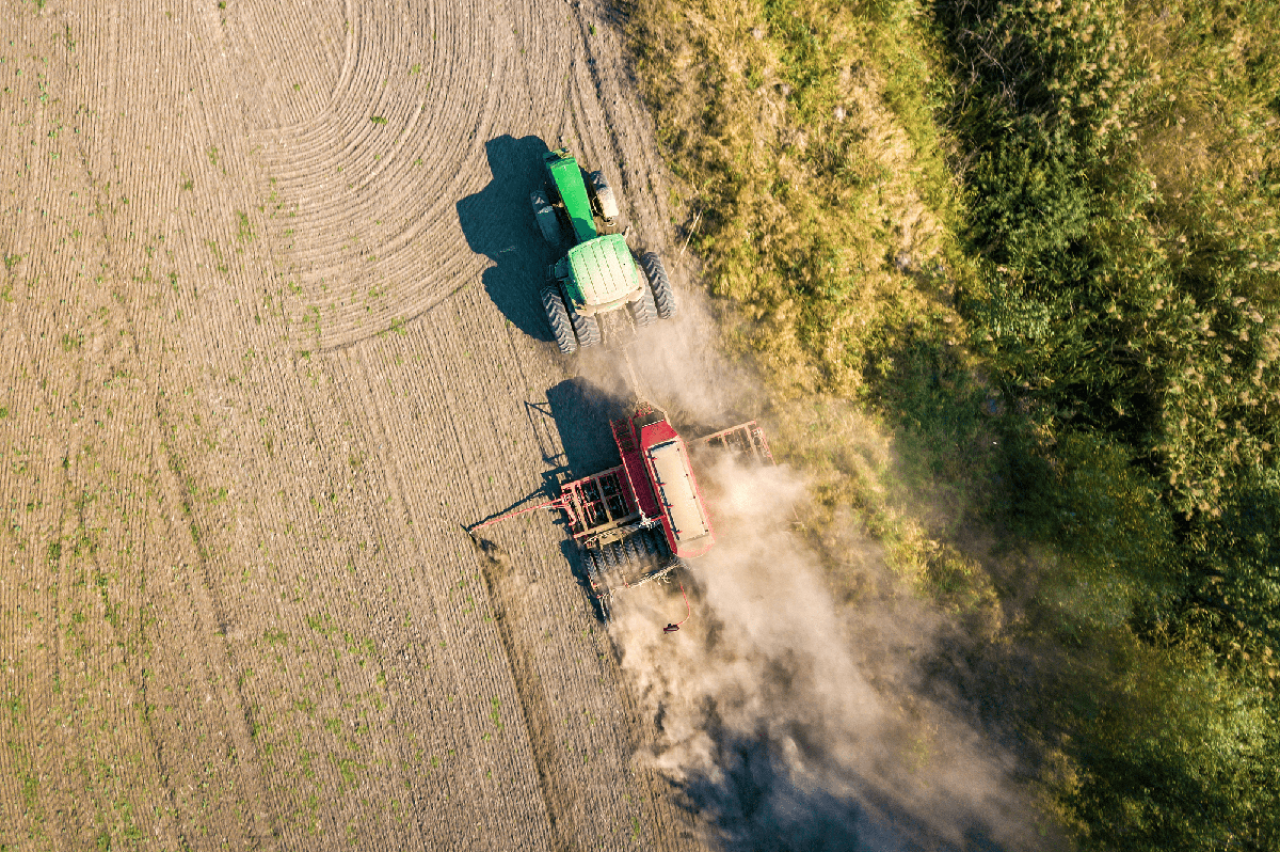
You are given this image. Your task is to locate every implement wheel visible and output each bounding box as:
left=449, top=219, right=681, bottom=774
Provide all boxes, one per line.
left=582, top=549, right=600, bottom=579
left=600, top=541, right=619, bottom=569
left=640, top=528, right=658, bottom=555
left=608, top=540, right=626, bottom=567
left=571, top=310, right=602, bottom=348
left=541, top=286, right=577, bottom=354
left=641, top=252, right=677, bottom=320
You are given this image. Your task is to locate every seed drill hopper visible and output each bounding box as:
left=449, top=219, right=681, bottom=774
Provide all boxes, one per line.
left=473, top=402, right=772, bottom=619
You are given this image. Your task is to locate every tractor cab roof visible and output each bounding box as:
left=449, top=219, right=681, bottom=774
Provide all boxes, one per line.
left=564, top=234, right=641, bottom=309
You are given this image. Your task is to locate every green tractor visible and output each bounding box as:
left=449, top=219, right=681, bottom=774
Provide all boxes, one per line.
left=531, top=148, right=677, bottom=353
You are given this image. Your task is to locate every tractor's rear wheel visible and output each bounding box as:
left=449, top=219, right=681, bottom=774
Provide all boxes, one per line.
left=641, top=252, right=677, bottom=320
left=531, top=190, right=561, bottom=244
left=588, top=170, right=620, bottom=222
left=541, top=286, right=578, bottom=354
left=570, top=310, right=602, bottom=348
left=628, top=281, right=658, bottom=329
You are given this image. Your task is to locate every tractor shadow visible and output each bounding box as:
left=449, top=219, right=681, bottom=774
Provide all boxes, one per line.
left=545, top=378, right=630, bottom=479
left=456, top=134, right=557, bottom=341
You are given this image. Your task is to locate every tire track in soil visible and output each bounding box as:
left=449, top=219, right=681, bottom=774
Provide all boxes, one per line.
left=409, top=297, right=594, bottom=850
left=0, top=328, right=86, bottom=852
left=6, top=3, right=308, bottom=847
left=43, top=112, right=280, bottom=852
left=0, top=9, right=221, bottom=846
left=94, top=3, right=291, bottom=843
left=5, top=313, right=201, bottom=851
left=312, top=339, right=555, bottom=850
left=473, top=537, right=574, bottom=852
left=4, top=0, right=712, bottom=848
left=0, top=59, right=70, bottom=845
left=379, top=299, right=562, bottom=849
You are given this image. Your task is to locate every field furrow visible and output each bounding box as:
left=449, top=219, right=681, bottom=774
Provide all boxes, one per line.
left=0, top=0, right=706, bottom=848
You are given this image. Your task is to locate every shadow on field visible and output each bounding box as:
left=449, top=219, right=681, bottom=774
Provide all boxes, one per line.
left=672, top=727, right=1013, bottom=852
left=469, top=379, right=622, bottom=546
left=545, top=378, right=629, bottom=479
left=457, top=134, right=556, bottom=341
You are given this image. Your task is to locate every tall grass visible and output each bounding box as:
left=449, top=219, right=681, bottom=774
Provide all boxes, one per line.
left=629, top=0, right=967, bottom=398
left=627, top=0, right=1280, bottom=847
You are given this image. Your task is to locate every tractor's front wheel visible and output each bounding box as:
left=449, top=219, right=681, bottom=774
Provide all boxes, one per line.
left=541, top=286, right=578, bottom=354
left=588, top=170, right=620, bottom=222
left=570, top=309, right=602, bottom=348
left=641, top=252, right=677, bottom=320
left=531, top=191, right=561, bottom=244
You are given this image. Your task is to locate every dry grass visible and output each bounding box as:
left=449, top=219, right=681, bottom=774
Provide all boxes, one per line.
left=629, top=0, right=966, bottom=400
left=628, top=0, right=1280, bottom=848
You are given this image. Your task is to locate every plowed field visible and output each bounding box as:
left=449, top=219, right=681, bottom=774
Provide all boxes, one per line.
left=0, top=1, right=709, bottom=849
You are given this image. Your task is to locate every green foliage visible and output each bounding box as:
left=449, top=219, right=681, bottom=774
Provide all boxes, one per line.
left=968, top=143, right=1093, bottom=272
left=632, top=0, right=1280, bottom=847
left=1042, top=432, right=1179, bottom=631
left=1063, top=637, right=1280, bottom=852
left=934, top=0, right=1280, bottom=844
left=940, top=0, right=1280, bottom=517
left=1184, top=466, right=1280, bottom=656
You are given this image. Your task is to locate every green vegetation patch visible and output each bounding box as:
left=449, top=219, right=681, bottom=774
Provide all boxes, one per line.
left=630, top=0, right=964, bottom=397
left=628, top=0, right=1280, bottom=847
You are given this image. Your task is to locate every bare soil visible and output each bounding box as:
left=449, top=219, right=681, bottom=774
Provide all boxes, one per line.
left=0, top=1, right=706, bottom=849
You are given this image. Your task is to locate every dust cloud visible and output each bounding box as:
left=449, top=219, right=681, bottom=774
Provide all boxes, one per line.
left=611, top=456, right=1043, bottom=851
left=604, top=291, right=1051, bottom=851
